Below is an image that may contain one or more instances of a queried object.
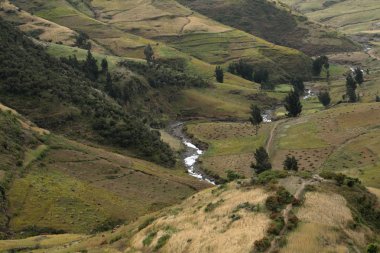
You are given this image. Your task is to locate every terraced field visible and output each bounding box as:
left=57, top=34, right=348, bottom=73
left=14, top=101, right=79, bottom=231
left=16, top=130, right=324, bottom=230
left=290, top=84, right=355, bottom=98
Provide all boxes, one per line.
left=178, top=0, right=359, bottom=55
left=10, top=0, right=312, bottom=81
left=272, top=103, right=380, bottom=186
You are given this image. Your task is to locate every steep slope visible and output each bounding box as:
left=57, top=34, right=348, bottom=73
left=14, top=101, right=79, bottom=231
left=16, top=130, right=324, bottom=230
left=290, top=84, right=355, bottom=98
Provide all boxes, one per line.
left=0, top=103, right=209, bottom=237
left=9, top=0, right=313, bottom=81
left=0, top=18, right=177, bottom=167
left=177, top=0, right=359, bottom=56
left=280, top=0, right=380, bottom=57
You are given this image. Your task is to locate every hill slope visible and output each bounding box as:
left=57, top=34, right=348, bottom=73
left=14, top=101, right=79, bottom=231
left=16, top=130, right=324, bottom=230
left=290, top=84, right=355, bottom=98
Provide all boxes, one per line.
left=0, top=177, right=378, bottom=252
left=0, top=103, right=209, bottom=237
left=177, top=0, right=359, bottom=56
left=8, top=0, right=313, bottom=81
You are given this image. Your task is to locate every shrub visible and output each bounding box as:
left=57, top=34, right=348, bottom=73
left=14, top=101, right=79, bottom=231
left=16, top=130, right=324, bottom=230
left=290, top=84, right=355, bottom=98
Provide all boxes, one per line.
left=254, top=237, right=271, bottom=252
left=226, top=170, right=245, bottom=182
left=265, top=187, right=294, bottom=212
left=255, top=170, right=288, bottom=185
left=367, top=243, right=379, bottom=253
left=204, top=199, right=224, bottom=212
left=138, top=217, right=155, bottom=231
left=233, top=202, right=260, bottom=213
left=267, top=217, right=285, bottom=235
left=143, top=231, right=157, bottom=246
left=154, top=234, right=171, bottom=251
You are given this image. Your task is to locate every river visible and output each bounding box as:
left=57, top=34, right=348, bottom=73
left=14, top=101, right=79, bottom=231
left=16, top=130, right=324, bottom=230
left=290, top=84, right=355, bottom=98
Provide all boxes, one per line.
left=169, top=122, right=216, bottom=185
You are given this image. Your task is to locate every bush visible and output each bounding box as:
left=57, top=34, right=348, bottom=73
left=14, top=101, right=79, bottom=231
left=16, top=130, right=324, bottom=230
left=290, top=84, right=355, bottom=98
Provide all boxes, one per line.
left=367, top=243, right=379, bottom=253
left=138, top=217, right=155, bottom=231
left=255, top=170, right=288, bottom=185
left=265, top=187, right=294, bottom=212
left=267, top=217, right=285, bottom=235
left=154, top=234, right=171, bottom=251
left=226, top=170, right=245, bottom=182
left=143, top=231, right=157, bottom=246
left=254, top=237, right=271, bottom=252
left=204, top=199, right=224, bottom=212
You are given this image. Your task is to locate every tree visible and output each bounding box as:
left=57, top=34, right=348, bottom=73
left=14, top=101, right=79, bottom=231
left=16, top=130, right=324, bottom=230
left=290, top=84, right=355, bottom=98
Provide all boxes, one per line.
left=251, top=147, right=272, bottom=174
left=75, top=31, right=91, bottom=50
left=144, top=44, right=155, bottom=64
left=283, top=155, right=298, bottom=171
left=354, top=67, right=364, bottom=85
left=105, top=72, right=114, bottom=97
left=318, top=91, right=331, bottom=107
left=291, top=77, right=305, bottom=96
left=249, top=105, right=263, bottom=135
left=228, top=59, right=253, bottom=81
left=284, top=90, right=302, bottom=117
left=312, top=56, right=329, bottom=76
left=345, top=74, right=357, bottom=102
left=215, top=66, right=224, bottom=83
left=101, top=58, right=108, bottom=73
left=84, top=50, right=98, bottom=81
left=254, top=69, right=269, bottom=84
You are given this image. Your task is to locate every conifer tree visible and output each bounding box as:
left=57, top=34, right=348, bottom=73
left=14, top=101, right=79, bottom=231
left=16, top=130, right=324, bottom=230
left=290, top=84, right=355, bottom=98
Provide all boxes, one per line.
left=251, top=147, right=272, bottom=174
left=215, top=66, right=224, bottom=83
left=144, top=44, right=155, bottom=64
left=284, top=90, right=302, bottom=117
left=346, top=74, right=357, bottom=102
left=283, top=155, right=298, bottom=171
left=318, top=91, right=331, bottom=107
left=84, top=50, right=98, bottom=81
left=249, top=105, right=263, bottom=135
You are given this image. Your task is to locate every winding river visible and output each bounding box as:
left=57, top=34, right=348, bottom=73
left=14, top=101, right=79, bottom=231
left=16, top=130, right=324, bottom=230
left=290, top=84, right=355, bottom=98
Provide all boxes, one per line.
left=170, top=122, right=216, bottom=185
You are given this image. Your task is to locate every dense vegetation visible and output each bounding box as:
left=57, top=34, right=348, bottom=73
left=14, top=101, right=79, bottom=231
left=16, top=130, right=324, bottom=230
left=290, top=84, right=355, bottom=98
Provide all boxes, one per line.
left=0, top=19, right=175, bottom=167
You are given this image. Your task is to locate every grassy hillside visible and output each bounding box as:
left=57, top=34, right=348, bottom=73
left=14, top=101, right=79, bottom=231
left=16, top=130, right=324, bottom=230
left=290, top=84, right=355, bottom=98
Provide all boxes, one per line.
left=0, top=18, right=180, bottom=167
left=177, top=0, right=359, bottom=56
left=1, top=176, right=378, bottom=252
left=271, top=103, right=380, bottom=187
left=0, top=103, right=209, bottom=237
left=8, top=0, right=313, bottom=81
left=280, top=0, right=380, bottom=56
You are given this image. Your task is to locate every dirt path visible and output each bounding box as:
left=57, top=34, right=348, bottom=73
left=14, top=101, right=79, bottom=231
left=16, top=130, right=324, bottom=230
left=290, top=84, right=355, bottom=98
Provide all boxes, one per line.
left=265, top=121, right=279, bottom=155
left=266, top=178, right=315, bottom=253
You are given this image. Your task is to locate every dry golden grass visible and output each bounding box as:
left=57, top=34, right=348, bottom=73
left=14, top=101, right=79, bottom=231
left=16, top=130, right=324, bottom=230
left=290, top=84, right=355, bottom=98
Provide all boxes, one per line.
left=128, top=185, right=270, bottom=253
left=160, top=130, right=183, bottom=152
left=297, top=192, right=353, bottom=227
left=280, top=223, right=349, bottom=253
left=368, top=187, right=380, bottom=202
left=182, top=16, right=231, bottom=34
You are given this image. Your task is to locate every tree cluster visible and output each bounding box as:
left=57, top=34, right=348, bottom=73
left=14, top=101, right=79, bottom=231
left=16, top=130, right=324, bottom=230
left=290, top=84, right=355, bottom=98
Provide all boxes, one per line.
left=228, top=59, right=254, bottom=81
left=75, top=31, right=92, bottom=50
left=0, top=19, right=175, bottom=167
